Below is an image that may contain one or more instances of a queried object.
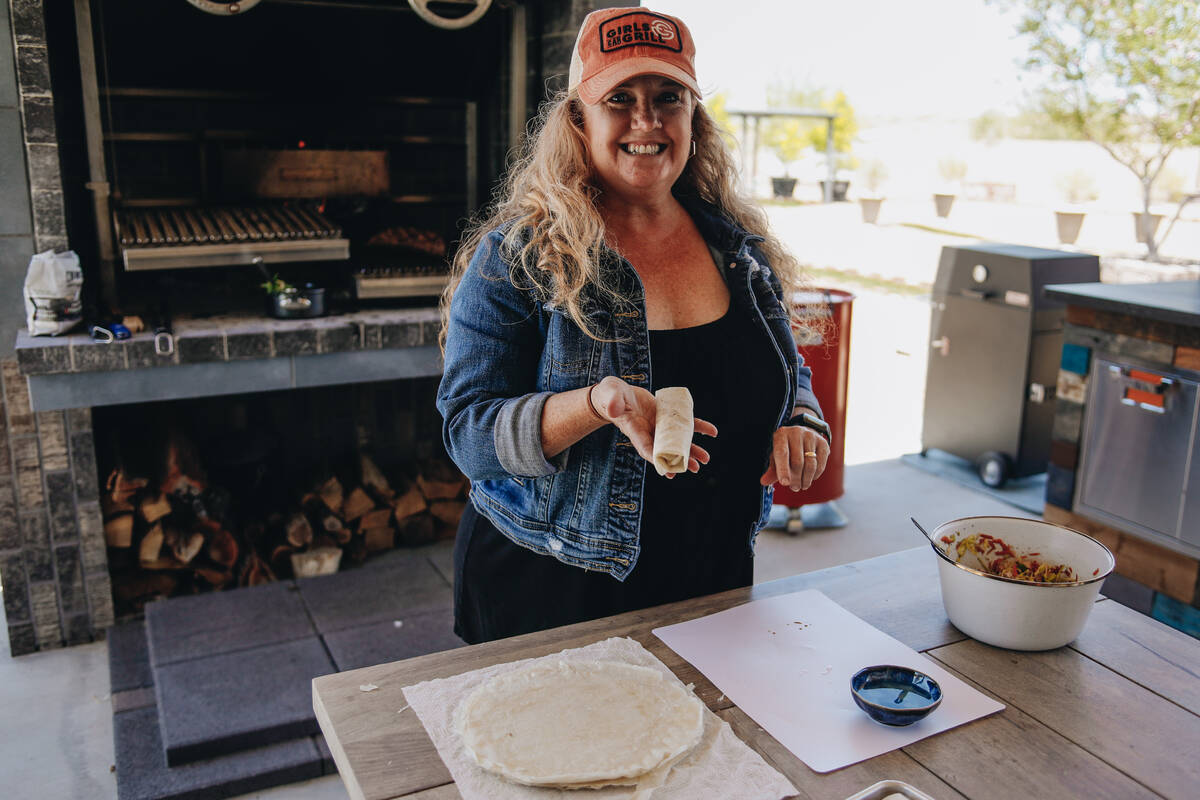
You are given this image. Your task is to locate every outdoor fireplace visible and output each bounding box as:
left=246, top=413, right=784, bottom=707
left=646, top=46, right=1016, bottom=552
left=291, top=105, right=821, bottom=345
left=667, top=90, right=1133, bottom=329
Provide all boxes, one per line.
left=93, top=376, right=466, bottom=619
left=1, top=0, right=605, bottom=656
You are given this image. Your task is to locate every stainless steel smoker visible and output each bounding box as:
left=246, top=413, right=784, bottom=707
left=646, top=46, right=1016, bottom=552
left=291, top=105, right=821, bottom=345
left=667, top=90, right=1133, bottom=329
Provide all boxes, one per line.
left=921, top=243, right=1099, bottom=487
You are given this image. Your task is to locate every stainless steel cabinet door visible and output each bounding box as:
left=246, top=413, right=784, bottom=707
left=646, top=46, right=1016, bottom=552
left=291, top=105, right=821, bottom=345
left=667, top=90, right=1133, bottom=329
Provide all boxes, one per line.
left=1077, top=359, right=1198, bottom=538
left=1181, top=420, right=1200, bottom=548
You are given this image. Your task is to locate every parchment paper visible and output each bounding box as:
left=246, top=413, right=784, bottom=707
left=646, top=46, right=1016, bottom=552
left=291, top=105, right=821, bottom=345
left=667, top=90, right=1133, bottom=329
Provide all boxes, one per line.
left=653, top=590, right=1006, bottom=773
left=402, top=637, right=797, bottom=800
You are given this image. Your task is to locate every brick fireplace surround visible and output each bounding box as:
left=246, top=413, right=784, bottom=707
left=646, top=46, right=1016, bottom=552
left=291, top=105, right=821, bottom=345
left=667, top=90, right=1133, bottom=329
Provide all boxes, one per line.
left=0, top=0, right=612, bottom=656
left=2, top=0, right=105, bottom=656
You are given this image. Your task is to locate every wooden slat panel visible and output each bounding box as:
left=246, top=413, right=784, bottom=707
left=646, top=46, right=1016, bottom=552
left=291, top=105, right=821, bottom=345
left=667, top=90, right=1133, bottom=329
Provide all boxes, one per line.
left=402, top=784, right=461, bottom=799
left=929, top=639, right=1200, bottom=799
left=313, top=685, right=448, bottom=800
left=1071, top=599, right=1200, bottom=713
left=1043, top=504, right=1199, bottom=602
left=717, top=707, right=966, bottom=800
left=908, top=660, right=1160, bottom=800
left=1176, top=345, right=1200, bottom=371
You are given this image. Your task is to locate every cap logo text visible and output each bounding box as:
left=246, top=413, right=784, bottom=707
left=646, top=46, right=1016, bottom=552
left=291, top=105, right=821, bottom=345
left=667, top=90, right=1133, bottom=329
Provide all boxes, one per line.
left=599, top=12, right=683, bottom=53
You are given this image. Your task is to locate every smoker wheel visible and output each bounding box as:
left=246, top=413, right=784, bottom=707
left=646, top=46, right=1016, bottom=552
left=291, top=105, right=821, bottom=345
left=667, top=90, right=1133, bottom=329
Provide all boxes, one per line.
left=976, top=451, right=1012, bottom=489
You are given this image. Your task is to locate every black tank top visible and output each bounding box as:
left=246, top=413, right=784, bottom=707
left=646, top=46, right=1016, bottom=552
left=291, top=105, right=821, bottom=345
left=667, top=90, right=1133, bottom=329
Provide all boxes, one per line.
left=451, top=291, right=786, bottom=643
left=634, top=305, right=783, bottom=597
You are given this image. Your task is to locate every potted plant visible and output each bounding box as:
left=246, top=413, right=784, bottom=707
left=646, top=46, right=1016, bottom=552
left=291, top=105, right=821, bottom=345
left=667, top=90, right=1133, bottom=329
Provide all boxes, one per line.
left=819, top=155, right=857, bottom=201
left=858, top=159, right=888, bottom=224
left=761, top=117, right=807, bottom=199
left=809, top=90, right=858, bottom=202
left=934, top=157, right=967, bottom=218
left=1054, top=169, right=1098, bottom=244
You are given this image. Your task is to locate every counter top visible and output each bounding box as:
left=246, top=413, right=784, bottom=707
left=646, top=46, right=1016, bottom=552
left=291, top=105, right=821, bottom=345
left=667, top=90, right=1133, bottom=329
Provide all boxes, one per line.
left=1045, top=280, right=1200, bottom=328
left=313, top=546, right=1200, bottom=800
left=14, top=308, right=443, bottom=412
left=15, top=308, right=440, bottom=376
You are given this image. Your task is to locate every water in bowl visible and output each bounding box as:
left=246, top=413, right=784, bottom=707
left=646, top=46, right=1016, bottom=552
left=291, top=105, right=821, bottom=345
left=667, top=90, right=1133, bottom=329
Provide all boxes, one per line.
left=857, top=675, right=939, bottom=708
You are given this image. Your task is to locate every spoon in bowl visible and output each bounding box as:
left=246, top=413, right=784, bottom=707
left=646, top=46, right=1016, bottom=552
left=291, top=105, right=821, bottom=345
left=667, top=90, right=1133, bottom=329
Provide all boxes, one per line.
left=913, top=517, right=989, bottom=571
left=910, top=517, right=934, bottom=543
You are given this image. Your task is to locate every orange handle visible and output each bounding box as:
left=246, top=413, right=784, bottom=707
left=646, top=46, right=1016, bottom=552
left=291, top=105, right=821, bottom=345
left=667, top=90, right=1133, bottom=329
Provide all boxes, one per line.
left=1125, top=387, right=1164, bottom=408
left=1129, top=368, right=1163, bottom=386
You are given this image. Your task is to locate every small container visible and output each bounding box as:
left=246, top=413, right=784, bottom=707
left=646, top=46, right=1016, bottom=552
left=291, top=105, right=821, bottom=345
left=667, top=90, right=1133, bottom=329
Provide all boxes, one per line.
left=269, top=284, right=325, bottom=319
left=850, top=666, right=942, bottom=727
left=842, top=779, right=940, bottom=800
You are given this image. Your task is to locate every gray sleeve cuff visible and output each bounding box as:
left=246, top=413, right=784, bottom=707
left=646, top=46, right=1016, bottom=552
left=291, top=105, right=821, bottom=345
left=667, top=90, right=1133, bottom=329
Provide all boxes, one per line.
left=493, top=391, right=565, bottom=477
left=794, top=386, right=823, bottom=419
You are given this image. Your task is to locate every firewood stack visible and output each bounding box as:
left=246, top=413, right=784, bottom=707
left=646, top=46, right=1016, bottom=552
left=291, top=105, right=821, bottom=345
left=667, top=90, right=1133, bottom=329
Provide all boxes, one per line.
left=104, top=434, right=242, bottom=612
left=272, top=455, right=468, bottom=580
left=103, top=438, right=468, bottom=615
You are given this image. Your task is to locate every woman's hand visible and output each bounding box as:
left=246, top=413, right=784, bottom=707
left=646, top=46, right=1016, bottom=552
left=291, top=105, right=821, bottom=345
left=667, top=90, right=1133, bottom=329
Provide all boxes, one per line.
left=590, top=376, right=717, bottom=474
left=759, top=423, right=829, bottom=491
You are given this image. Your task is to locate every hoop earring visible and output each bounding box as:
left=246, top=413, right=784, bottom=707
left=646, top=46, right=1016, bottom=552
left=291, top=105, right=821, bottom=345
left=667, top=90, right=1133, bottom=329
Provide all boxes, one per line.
left=690, top=140, right=697, bottom=158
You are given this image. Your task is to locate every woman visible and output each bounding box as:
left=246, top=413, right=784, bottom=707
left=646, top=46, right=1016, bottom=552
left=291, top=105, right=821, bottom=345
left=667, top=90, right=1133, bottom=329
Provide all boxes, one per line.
left=437, top=7, right=830, bottom=644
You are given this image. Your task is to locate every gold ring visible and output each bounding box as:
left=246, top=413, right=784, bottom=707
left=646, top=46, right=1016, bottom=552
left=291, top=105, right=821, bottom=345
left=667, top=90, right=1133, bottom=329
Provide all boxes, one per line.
left=803, top=451, right=818, bottom=458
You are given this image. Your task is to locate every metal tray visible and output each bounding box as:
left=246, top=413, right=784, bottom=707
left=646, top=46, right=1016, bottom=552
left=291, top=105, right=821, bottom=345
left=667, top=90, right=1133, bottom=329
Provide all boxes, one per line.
left=843, top=779, right=939, bottom=800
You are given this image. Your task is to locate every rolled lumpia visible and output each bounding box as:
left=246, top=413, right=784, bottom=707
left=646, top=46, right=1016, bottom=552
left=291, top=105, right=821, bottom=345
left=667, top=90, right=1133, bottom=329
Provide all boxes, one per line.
left=652, top=387, right=694, bottom=477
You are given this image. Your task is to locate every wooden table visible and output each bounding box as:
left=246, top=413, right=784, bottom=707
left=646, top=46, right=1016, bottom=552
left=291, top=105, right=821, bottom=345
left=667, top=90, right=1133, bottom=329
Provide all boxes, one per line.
left=313, top=547, right=1200, bottom=800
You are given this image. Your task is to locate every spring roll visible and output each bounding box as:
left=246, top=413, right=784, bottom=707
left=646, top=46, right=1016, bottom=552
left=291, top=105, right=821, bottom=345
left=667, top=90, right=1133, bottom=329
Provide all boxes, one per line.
left=652, top=387, right=694, bottom=477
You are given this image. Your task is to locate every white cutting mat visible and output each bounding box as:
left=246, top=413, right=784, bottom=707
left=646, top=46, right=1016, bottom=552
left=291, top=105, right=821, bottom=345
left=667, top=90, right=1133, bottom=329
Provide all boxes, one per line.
left=653, top=590, right=1004, bottom=773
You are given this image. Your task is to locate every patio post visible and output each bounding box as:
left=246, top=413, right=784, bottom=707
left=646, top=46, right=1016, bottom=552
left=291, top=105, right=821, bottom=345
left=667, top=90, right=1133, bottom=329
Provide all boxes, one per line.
left=824, top=118, right=835, bottom=204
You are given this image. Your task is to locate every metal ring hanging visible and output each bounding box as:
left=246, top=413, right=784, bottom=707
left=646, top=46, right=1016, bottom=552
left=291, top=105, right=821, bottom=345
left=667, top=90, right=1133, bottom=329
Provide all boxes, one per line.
left=186, top=0, right=263, bottom=15
left=407, top=0, right=492, bottom=30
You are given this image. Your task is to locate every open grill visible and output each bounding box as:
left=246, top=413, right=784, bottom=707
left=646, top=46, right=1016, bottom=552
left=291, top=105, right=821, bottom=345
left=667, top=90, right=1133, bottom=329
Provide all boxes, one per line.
left=114, top=203, right=349, bottom=271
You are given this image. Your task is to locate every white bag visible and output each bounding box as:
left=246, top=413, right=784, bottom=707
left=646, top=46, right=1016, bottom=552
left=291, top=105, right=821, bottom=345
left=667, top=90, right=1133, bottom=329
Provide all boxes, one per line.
left=24, top=249, right=84, bottom=336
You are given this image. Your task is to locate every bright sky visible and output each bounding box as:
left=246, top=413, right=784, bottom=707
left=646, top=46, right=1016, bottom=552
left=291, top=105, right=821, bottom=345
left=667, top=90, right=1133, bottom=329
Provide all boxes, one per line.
left=650, top=0, right=1032, bottom=121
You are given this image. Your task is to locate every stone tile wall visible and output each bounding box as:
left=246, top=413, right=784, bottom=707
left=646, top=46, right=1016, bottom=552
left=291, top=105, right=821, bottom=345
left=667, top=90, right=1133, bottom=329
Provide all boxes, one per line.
left=2, top=358, right=113, bottom=655
left=1, top=0, right=111, bottom=656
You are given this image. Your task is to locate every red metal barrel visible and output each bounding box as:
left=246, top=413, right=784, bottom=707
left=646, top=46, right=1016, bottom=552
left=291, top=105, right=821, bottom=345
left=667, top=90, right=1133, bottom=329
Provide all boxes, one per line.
left=773, top=288, right=854, bottom=508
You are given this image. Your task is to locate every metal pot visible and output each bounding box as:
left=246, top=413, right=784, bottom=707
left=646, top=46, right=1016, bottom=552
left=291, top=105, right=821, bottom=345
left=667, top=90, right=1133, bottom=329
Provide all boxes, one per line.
left=930, top=516, right=1114, bottom=651
left=270, top=285, right=325, bottom=319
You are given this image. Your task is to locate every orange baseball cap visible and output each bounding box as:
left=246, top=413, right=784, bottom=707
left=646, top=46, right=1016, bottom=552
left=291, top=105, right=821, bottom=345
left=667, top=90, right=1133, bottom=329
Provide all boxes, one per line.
left=568, top=7, right=701, bottom=105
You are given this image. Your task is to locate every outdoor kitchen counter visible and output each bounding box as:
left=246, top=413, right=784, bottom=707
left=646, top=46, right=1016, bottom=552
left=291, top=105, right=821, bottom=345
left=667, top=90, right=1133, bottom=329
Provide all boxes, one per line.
left=1039, top=280, right=1200, bottom=615
left=13, top=308, right=443, bottom=411
left=312, top=546, right=1200, bottom=800
left=1045, top=279, right=1200, bottom=330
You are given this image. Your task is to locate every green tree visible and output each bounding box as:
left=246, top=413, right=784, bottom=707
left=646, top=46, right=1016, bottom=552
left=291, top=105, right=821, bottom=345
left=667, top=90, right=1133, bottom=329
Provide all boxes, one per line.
left=761, top=84, right=858, bottom=178
left=761, top=84, right=822, bottom=176
left=805, top=90, right=859, bottom=172
left=993, top=0, right=1200, bottom=258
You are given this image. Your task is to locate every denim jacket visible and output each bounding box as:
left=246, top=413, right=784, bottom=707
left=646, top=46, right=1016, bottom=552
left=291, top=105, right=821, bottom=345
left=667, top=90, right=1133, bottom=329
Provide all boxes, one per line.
left=437, top=198, right=821, bottom=580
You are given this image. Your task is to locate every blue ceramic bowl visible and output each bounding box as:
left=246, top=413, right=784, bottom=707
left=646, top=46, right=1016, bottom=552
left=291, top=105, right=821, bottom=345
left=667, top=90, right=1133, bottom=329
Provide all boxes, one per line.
left=850, top=665, right=942, bottom=726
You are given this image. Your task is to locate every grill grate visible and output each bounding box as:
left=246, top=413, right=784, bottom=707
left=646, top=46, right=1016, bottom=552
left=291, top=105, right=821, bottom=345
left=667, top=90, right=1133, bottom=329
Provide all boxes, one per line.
left=113, top=203, right=350, bottom=271
left=114, top=204, right=342, bottom=247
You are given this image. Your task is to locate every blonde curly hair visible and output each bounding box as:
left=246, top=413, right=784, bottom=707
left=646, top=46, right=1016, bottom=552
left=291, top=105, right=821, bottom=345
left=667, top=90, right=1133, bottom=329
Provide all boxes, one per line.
left=439, top=90, right=807, bottom=349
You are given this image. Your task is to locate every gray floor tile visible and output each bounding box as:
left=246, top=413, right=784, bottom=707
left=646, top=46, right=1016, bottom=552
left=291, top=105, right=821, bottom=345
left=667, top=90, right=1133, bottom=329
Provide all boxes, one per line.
left=115, top=706, right=321, bottom=800
left=313, top=736, right=336, bottom=775
left=296, top=549, right=452, bottom=634
left=108, top=619, right=154, bottom=692
left=321, top=606, right=465, bottom=672
left=899, top=448, right=1046, bottom=514
left=146, top=580, right=314, bottom=666
left=155, top=637, right=335, bottom=766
